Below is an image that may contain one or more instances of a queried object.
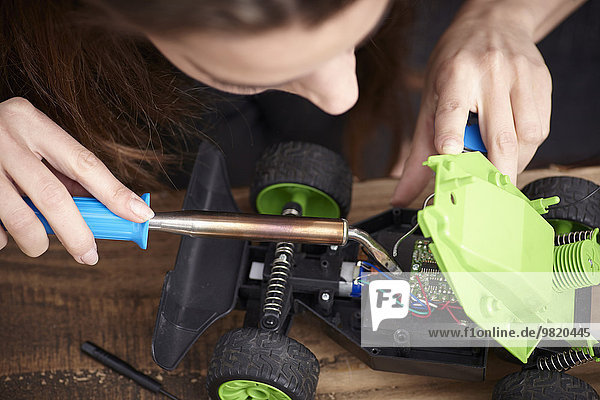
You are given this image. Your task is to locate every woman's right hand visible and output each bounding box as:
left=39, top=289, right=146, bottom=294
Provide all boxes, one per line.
left=0, top=97, right=155, bottom=264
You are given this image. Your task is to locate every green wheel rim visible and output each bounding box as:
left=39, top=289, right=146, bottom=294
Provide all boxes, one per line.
left=548, top=219, right=591, bottom=235
left=218, top=380, right=292, bottom=400
left=256, top=183, right=340, bottom=218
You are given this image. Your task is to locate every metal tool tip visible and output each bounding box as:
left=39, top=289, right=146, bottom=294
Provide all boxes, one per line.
left=160, top=388, right=181, bottom=400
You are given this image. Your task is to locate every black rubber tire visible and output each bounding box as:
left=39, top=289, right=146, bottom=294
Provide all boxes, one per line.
left=492, top=369, right=599, bottom=400
left=521, top=176, right=600, bottom=228
left=206, top=327, right=320, bottom=400
left=251, top=141, right=353, bottom=217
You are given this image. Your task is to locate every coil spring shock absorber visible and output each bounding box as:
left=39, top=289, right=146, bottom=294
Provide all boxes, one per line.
left=539, top=229, right=600, bottom=371
left=261, top=206, right=299, bottom=330
left=555, top=230, right=594, bottom=246
left=537, top=348, right=595, bottom=372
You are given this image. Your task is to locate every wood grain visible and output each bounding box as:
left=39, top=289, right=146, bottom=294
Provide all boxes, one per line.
left=1, top=167, right=600, bottom=399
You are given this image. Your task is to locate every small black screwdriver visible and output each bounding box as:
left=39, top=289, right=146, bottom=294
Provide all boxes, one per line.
left=81, top=341, right=181, bottom=400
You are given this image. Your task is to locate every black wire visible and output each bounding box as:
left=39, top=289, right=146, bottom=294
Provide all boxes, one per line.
left=548, top=186, right=600, bottom=210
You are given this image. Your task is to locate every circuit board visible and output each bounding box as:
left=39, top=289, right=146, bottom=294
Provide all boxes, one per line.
left=410, top=239, right=456, bottom=303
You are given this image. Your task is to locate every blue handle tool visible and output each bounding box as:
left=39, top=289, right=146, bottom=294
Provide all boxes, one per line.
left=11, top=118, right=483, bottom=253
left=464, top=122, right=486, bottom=153
left=23, top=193, right=150, bottom=249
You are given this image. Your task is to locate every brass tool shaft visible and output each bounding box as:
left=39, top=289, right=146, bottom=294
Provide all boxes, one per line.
left=148, top=211, right=399, bottom=272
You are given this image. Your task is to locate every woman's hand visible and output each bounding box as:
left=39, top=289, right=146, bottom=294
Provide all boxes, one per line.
left=0, top=97, right=154, bottom=264
left=391, top=0, right=553, bottom=206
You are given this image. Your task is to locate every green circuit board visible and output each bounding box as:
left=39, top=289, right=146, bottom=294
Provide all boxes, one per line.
left=410, top=239, right=456, bottom=303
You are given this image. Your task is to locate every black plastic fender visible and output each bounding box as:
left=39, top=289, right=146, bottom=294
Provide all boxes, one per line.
left=152, top=141, right=247, bottom=370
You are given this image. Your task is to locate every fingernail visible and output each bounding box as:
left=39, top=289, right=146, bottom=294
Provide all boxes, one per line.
left=130, top=196, right=154, bottom=221
left=79, top=248, right=98, bottom=266
left=441, top=139, right=463, bottom=154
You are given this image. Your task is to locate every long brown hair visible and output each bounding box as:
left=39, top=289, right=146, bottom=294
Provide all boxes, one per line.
left=350, top=1, right=413, bottom=177
left=0, top=0, right=411, bottom=187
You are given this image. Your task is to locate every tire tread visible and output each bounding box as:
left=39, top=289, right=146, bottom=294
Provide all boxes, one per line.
left=492, top=370, right=599, bottom=400
left=251, top=142, right=352, bottom=217
left=207, top=328, right=319, bottom=400
left=521, top=176, right=600, bottom=227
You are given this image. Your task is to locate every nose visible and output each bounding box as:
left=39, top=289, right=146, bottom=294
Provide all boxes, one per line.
left=286, top=50, right=359, bottom=115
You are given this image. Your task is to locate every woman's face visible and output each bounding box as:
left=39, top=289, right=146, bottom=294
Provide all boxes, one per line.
left=147, top=0, right=390, bottom=115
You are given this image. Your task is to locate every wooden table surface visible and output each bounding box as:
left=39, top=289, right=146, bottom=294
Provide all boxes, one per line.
left=2, top=165, right=600, bottom=400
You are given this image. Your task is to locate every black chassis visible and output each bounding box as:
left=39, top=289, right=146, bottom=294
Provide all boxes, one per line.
left=150, top=142, right=488, bottom=380
left=240, top=208, right=488, bottom=382
left=151, top=142, right=593, bottom=382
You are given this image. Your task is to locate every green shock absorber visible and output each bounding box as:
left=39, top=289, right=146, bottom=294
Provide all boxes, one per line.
left=553, top=228, right=600, bottom=292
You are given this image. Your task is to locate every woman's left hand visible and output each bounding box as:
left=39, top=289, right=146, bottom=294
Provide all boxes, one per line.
left=391, top=2, right=552, bottom=206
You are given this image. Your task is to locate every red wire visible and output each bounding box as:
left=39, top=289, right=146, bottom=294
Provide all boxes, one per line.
left=410, top=281, right=463, bottom=322
left=446, top=307, right=462, bottom=324
left=438, top=300, right=462, bottom=323
left=412, top=276, right=432, bottom=318
left=440, top=300, right=451, bottom=310
left=411, top=312, right=431, bottom=318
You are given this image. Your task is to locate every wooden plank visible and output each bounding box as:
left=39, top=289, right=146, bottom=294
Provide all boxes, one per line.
left=1, top=167, right=600, bottom=399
